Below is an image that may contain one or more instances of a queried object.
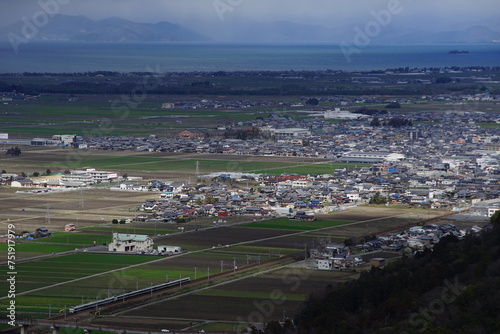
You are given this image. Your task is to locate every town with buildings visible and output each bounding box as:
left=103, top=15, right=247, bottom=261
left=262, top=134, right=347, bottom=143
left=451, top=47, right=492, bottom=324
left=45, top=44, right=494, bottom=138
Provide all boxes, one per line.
left=3, top=0, right=500, bottom=329
left=3, top=89, right=500, bottom=223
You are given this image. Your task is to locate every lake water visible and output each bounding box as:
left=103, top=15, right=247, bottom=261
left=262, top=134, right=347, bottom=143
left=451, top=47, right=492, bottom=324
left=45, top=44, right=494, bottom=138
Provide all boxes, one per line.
left=1, top=41, right=499, bottom=73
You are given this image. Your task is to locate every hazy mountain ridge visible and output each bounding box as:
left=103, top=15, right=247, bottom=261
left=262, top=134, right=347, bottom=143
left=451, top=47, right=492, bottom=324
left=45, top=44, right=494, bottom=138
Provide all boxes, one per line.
left=213, top=20, right=500, bottom=43
left=1, top=14, right=210, bottom=42
left=2, top=14, right=499, bottom=44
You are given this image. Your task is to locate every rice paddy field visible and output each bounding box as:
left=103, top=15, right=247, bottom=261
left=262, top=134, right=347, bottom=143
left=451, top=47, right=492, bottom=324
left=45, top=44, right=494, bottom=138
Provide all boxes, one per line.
left=0, top=204, right=446, bottom=333
left=240, top=218, right=351, bottom=230
left=0, top=145, right=357, bottom=180
left=0, top=253, right=163, bottom=316
left=116, top=267, right=360, bottom=332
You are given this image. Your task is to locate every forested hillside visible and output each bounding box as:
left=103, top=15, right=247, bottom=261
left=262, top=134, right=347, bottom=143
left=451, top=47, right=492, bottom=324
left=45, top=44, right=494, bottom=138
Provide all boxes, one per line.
left=293, top=219, right=500, bottom=334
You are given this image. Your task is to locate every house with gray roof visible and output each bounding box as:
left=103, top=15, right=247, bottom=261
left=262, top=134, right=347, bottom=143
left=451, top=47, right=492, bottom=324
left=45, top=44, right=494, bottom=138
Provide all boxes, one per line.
left=108, top=233, right=154, bottom=253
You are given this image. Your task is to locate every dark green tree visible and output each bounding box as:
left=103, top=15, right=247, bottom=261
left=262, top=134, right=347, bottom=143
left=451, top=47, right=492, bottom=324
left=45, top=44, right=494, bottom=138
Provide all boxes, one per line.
left=385, top=102, right=401, bottom=109
left=264, top=321, right=283, bottom=334
left=369, top=192, right=388, bottom=204
left=344, top=237, right=354, bottom=247
left=370, top=117, right=381, bottom=126
left=436, top=76, right=452, bottom=84
left=306, top=98, right=319, bottom=105
left=6, top=147, right=21, bottom=156
left=490, top=210, right=500, bottom=227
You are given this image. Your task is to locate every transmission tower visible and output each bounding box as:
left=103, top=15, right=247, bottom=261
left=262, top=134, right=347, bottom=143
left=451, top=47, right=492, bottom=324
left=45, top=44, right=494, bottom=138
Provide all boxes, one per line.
left=79, top=188, right=84, bottom=209
left=45, top=204, right=51, bottom=224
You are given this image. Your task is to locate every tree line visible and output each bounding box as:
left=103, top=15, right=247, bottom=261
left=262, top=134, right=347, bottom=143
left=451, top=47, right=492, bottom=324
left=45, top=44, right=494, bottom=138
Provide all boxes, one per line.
left=5, top=147, right=21, bottom=156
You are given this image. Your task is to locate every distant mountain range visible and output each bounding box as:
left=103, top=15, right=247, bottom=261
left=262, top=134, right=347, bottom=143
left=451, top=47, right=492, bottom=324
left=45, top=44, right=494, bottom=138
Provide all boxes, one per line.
left=1, top=14, right=210, bottom=42
left=208, top=20, right=500, bottom=44
left=1, top=14, right=499, bottom=44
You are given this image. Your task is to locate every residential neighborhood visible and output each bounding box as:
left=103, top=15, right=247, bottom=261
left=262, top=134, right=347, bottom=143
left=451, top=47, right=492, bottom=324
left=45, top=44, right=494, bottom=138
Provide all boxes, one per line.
left=3, top=2, right=500, bottom=330
left=4, top=92, right=500, bottom=221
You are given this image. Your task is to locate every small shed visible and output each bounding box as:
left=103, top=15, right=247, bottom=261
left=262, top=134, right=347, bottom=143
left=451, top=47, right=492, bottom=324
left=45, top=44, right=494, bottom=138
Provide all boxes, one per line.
left=157, top=245, right=182, bottom=254
left=317, top=259, right=333, bottom=270
left=369, top=258, right=386, bottom=268
left=64, top=224, right=76, bottom=232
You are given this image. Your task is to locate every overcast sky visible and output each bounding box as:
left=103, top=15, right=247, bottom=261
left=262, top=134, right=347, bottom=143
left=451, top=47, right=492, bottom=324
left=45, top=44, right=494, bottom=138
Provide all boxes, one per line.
left=2, top=0, right=499, bottom=32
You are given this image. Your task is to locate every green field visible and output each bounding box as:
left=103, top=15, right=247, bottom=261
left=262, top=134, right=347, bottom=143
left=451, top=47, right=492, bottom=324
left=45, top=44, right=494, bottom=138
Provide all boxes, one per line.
left=196, top=322, right=241, bottom=332
left=48, top=253, right=162, bottom=264
left=478, top=122, right=500, bottom=129
left=82, top=226, right=178, bottom=235
left=214, top=245, right=299, bottom=256
left=32, top=232, right=112, bottom=246
left=194, top=288, right=305, bottom=301
left=241, top=218, right=351, bottom=230
left=0, top=242, right=77, bottom=254
left=0, top=253, right=162, bottom=292
left=0, top=253, right=164, bottom=315
left=34, top=153, right=357, bottom=175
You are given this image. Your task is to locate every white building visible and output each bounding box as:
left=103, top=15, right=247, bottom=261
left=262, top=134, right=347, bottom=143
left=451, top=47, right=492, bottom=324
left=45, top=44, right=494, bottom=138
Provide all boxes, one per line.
left=52, top=134, right=76, bottom=146
left=157, top=245, right=182, bottom=253
left=270, top=128, right=311, bottom=139
left=11, top=179, right=33, bottom=188
left=108, top=233, right=154, bottom=252
left=161, top=103, right=175, bottom=109
left=345, top=192, right=360, bottom=201
left=338, top=151, right=405, bottom=163
left=87, top=169, right=118, bottom=183
left=323, top=108, right=368, bottom=120
left=469, top=199, right=500, bottom=218
left=61, top=171, right=93, bottom=187
left=60, top=168, right=118, bottom=187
